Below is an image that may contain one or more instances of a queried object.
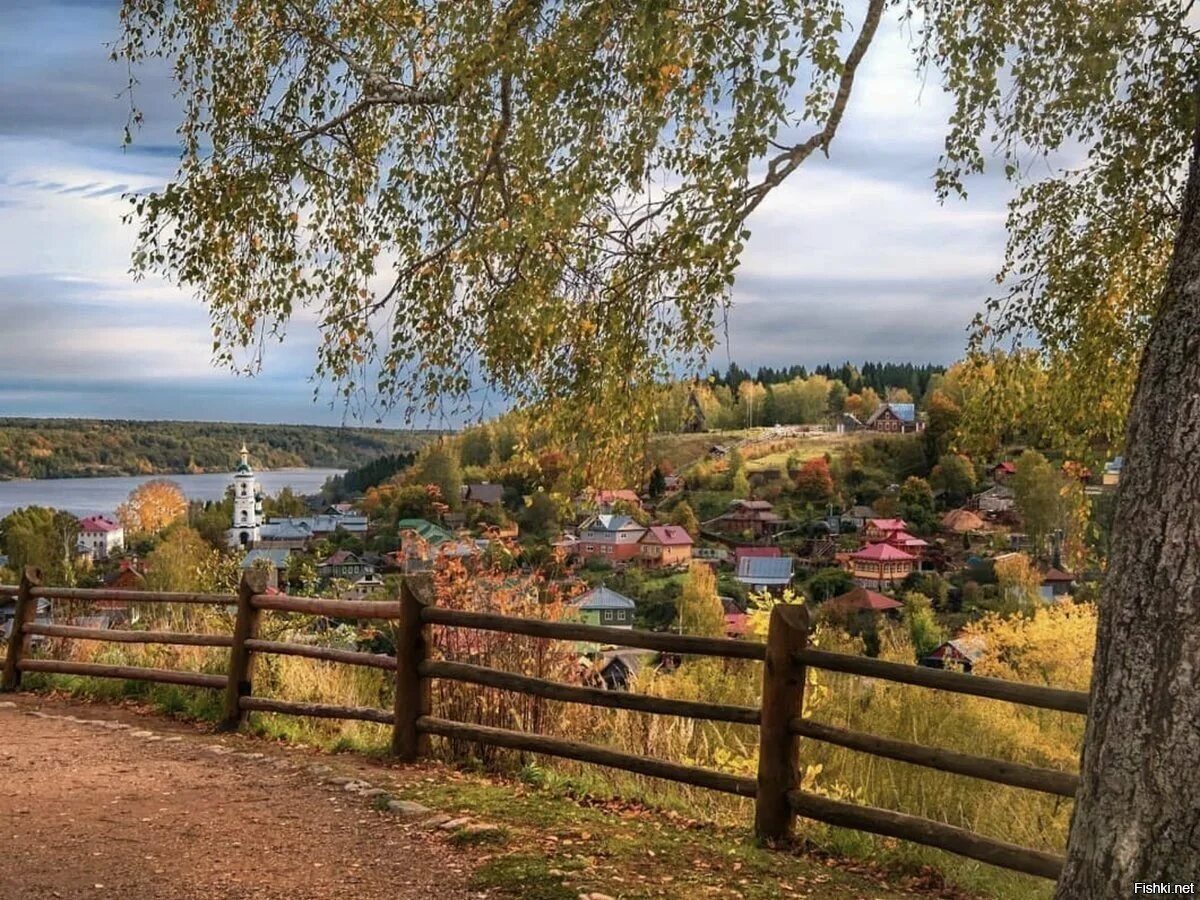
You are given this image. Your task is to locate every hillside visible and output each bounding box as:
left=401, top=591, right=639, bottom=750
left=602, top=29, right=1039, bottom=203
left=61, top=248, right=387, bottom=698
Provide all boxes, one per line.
left=0, top=418, right=438, bottom=479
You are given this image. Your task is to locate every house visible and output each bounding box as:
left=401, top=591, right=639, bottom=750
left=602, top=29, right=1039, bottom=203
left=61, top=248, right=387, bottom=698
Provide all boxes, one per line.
left=989, top=461, right=1017, bottom=482
left=721, top=596, right=749, bottom=638
left=692, top=545, right=731, bottom=565
left=105, top=558, right=146, bottom=590
left=705, top=500, right=785, bottom=538
left=591, top=489, right=643, bottom=512
left=341, top=574, right=385, bottom=600
left=462, top=483, right=505, bottom=506
left=865, top=402, right=922, bottom=433
left=846, top=543, right=918, bottom=590
left=1039, top=567, right=1076, bottom=601
left=77, top=515, right=124, bottom=562
left=883, top=529, right=930, bottom=556
left=922, top=637, right=987, bottom=673
left=570, top=585, right=637, bottom=628
left=941, top=508, right=986, bottom=534
left=256, top=518, right=316, bottom=550
left=396, top=518, right=455, bottom=545
left=662, top=474, right=684, bottom=495
left=735, top=555, right=794, bottom=592
left=316, top=550, right=376, bottom=581
left=1102, top=456, right=1124, bottom=487
left=595, top=648, right=657, bottom=690
left=734, top=545, right=781, bottom=566
left=241, top=548, right=291, bottom=589
left=840, top=505, right=878, bottom=530
left=823, top=586, right=904, bottom=616
left=975, top=485, right=1016, bottom=513
left=863, top=518, right=908, bottom=542
left=576, top=515, right=647, bottom=564
left=638, top=525, right=694, bottom=567
left=833, top=412, right=864, bottom=434
left=325, top=502, right=357, bottom=516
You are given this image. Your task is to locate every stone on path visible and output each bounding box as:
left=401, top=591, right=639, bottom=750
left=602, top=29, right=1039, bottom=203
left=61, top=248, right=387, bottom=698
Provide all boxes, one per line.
left=386, top=800, right=432, bottom=820
left=439, top=817, right=471, bottom=831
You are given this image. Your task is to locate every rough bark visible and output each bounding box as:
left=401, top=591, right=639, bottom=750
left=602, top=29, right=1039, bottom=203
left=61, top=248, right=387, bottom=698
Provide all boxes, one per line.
left=1056, top=105, right=1200, bottom=896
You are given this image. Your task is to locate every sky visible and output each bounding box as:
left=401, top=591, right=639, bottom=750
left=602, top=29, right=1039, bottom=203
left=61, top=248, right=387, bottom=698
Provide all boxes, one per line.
left=0, top=1, right=1013, bottom=427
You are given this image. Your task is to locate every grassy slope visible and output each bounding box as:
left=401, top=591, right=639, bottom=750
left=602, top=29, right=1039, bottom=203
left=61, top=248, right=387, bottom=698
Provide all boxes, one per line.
left=390, top=772, right=953, bottom=900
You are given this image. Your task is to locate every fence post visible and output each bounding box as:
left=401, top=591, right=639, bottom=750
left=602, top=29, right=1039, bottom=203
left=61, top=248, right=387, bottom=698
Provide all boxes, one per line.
left=392, top=574, right=432, bottom=760
left=2, top=566, right=43, bottom=692
left=754, top=601, right=810, bottom=843
left=221, top=568, right=268, bottom=730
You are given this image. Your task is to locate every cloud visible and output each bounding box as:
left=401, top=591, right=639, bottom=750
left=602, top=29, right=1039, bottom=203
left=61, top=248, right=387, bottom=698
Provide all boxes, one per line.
left=0, top=2, right=1015, bottom=424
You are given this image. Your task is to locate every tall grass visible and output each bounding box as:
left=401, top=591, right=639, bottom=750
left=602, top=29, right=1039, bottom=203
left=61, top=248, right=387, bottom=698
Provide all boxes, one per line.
left=8, top=576, right=1093, bottom=899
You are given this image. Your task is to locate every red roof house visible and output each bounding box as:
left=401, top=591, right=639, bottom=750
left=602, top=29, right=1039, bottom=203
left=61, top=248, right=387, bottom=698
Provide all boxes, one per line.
left=863, top=518, right=909, bottom=541
left=824, top=586, right=904, bottom=614
left=638, top=525, right=694, bottom=567
left=846, top=542, right=918, bottom=590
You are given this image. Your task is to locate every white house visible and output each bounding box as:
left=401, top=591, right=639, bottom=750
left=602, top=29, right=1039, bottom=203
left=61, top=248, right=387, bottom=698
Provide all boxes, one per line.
left=77, top=515, right=124, bottom=561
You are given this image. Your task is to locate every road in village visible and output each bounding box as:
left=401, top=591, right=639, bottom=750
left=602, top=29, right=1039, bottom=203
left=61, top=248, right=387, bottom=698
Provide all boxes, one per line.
left=0, top=696, right=482, bottom=900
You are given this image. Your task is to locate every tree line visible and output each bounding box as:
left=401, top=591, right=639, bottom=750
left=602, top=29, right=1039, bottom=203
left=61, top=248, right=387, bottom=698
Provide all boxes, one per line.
left=0, top=418, right=436, bottom=480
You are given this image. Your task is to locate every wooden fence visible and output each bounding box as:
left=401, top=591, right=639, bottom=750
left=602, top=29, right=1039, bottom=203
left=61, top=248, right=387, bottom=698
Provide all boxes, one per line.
left=0, top=565, right=1087, bottom=881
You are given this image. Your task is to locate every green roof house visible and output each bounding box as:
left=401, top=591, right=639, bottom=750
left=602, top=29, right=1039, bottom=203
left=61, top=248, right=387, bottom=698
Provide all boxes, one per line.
left=571, top=585, right=637, bottom=629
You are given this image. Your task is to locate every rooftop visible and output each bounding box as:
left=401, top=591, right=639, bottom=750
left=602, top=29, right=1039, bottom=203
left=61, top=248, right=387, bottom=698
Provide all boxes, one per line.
left=735, top=555, right=794, bottom=585
left=79, top=515, right=121, bottom=533
left=572, top=585, right=638, bottom=611
left=850, top=542, right=917, bottom=562
left=642, top=525, right=693, bottom=546
left=825, top=586, right=903, bottom=612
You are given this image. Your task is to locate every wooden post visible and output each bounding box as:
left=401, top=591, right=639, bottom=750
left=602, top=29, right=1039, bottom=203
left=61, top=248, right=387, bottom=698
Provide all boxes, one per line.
left=392, top=575, right=432, bottom=760
left=221, top=568, right=268, bottom=730
left=2, top=566, right=43, bottom=692
left=754, top=601, right=810, bottom=843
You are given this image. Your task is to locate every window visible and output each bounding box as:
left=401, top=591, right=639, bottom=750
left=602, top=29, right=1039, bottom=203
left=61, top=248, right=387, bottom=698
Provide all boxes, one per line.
left=604, top=610, right=613, bottom=621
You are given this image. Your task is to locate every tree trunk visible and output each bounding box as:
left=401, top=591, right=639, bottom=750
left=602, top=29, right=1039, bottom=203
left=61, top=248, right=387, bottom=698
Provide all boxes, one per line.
left=1056, top=105, right=1200, bottom=896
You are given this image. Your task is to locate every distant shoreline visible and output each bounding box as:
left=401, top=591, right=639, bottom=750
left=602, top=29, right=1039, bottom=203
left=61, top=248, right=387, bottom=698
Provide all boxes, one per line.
left=0, top=466, right=327, bottom=484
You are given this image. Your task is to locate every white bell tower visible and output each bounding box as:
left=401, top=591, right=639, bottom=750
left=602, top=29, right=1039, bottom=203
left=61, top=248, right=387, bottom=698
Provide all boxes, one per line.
left=229, top=443, right=263, bottom=548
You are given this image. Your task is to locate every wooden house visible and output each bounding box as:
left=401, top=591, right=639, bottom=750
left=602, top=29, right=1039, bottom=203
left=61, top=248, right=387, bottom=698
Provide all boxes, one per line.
left=706, top=500, right=785, bottom=538
left=865, top=403, right=922, bottom=434
left=846, top=542, right=918, bottom=590
left=570, top=585, right=636, bottom=628
left=577, top=515, right=647, bottom=564
left=637, top=525, right=694, bottom=567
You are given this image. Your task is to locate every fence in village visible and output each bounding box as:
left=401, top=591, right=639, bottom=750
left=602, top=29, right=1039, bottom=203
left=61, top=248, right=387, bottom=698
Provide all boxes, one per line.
left=1, top=565, right=1087, bottom=881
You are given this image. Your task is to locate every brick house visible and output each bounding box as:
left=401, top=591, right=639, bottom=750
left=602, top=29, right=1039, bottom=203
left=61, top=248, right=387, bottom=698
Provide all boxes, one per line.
left=637, top=525, right=694, bottom=567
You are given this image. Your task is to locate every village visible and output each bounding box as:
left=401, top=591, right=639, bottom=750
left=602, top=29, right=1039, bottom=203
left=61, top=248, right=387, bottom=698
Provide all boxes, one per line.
left=2, top=389, right=1120, bottom=694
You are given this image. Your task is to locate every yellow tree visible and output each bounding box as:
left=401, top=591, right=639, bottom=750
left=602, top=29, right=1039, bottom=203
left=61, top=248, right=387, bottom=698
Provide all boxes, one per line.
left=677, top=561, right=725, bottom=638
left=117, top=479, right=187, bottom=536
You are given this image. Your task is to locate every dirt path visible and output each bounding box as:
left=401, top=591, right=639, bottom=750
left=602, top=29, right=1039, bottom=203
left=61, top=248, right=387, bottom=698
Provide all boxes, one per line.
left=0, top=695, right=483, bottom=900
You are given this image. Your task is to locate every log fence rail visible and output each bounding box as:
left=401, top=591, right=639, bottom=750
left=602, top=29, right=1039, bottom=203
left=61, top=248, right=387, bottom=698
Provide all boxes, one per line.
left=1, top=566, right=1088, bottom=881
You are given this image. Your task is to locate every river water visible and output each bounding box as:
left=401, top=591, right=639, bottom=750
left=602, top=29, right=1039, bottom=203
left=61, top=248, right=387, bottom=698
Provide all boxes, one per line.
left=0, top=468, right=345, bottom=518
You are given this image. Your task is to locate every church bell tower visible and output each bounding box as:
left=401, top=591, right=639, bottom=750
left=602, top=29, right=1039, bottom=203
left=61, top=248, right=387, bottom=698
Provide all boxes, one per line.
left=229, top=443, right=263, bottom=548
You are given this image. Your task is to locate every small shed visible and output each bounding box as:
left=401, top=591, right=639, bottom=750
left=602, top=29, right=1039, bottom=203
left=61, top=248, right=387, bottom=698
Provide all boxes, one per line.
left=922, top=638, right=987, bottom=673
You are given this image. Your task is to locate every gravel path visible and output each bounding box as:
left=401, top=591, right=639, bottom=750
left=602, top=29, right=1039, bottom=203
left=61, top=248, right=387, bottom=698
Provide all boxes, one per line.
left=0, top=696, right=483, bottom=900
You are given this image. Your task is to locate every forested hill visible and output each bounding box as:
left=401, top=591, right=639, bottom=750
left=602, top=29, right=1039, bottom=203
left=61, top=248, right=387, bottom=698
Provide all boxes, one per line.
left=0, top=418, right=438, bottom=480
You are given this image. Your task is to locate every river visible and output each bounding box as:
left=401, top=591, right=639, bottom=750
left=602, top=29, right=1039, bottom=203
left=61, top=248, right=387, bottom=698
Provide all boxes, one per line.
left=0, top=469, right=345, bottom=518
